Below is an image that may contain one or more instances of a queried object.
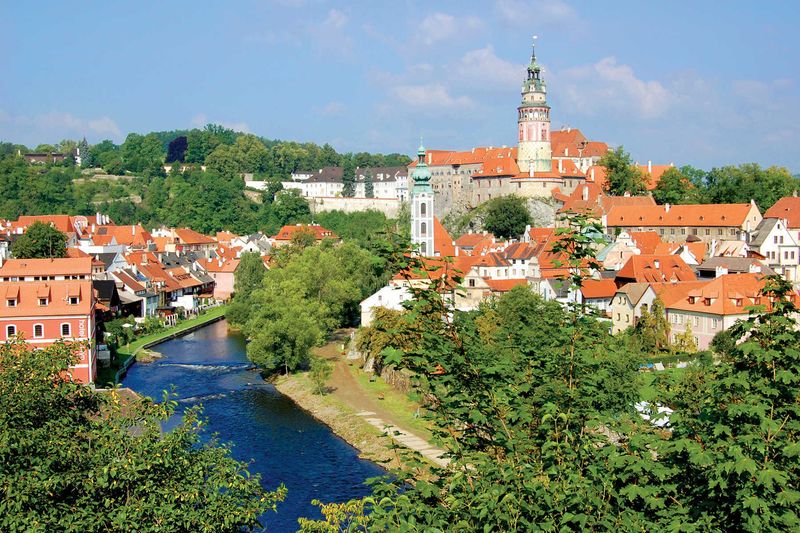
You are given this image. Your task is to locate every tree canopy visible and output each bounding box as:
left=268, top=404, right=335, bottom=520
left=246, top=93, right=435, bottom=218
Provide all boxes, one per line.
left=12, top=221, right=68, bottom=258
left=0, top=339, right=285, bottom=531
left=481, top=195, right=532, bottom=239
left=600, top=146, right=649, bottom=196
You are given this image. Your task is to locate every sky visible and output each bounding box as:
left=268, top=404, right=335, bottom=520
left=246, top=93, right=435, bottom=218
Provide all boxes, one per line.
left=2, top=1, right=799, bottom=171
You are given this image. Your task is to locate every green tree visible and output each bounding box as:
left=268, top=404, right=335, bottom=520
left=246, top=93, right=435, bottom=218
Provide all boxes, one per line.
left=342, top=160, right=355, bottom=197
left=363, top=170, right=374, bottom=198
left=0, top=339, right=285, bottom=531
left=481, top=195, right=531, bottom=239
left=247, top=301, right=324, bottom=375
left=273, top=189, right=311, bottom=226
left=12, top=221, right=68, bottom=258
left=234, top=252, right=267, bottom=300
left=705, top=163, right=798, bottom=211
left=310, top=357, right=333, bottom=395
left=652, top=166, right=701, bottom=204
left=634, top=297, right=671, bottom=353
left=660, top=276, right=800, bottom=530
left=600, top=145, right=649, bottom=196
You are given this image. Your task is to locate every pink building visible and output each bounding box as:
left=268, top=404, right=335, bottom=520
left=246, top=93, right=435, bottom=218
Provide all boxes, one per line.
left=0, top=280, right=96, bottom=383
left=201, top=257, right=240, bottom=300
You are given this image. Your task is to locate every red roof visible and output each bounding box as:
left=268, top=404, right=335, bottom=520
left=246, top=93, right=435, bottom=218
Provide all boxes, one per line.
left=663, top=274, right=766, bottom=316
left=629, top=231, right=662, bottom=255
left=92, top=225, right=153, bottom=247
left=0, top=280, right=93, bottom=316
left=273, top=224, right=338, bottom=242
left=0, top=257, right=93, bottom=277
left=617, top=255, right=697, bottom=284
left=580, top=279, right=618, bottom=299
left=606, top=203, right=759, bottom=228
left=433, top=217, right=455, bottom=257
left=15, top=215, right=75, bottom=234
left=203, top=257, right=240, bottom=273
left=764, top=196, right=800, bottom=228
left=175, top=228, right=216, bottom=245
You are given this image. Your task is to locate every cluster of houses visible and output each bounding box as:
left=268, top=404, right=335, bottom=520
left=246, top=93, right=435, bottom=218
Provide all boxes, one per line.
left=361, top=164, right=800, bottom=353
left=0, top=213, right=339, bottom=384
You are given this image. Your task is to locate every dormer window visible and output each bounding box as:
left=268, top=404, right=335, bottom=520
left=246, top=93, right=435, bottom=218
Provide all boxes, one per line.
left=6, top=298, right=16, bottom=307
left=38, top=298, right=48, bottom=306
left=704, top=298, right=712, bottom=306
left=69, top=296, right=79, bottom=305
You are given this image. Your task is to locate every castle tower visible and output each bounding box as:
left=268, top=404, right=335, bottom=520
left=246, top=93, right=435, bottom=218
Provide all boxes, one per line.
left=517, top=38, right=552, bottom=174
left=410, top=141, right=434, bottom=257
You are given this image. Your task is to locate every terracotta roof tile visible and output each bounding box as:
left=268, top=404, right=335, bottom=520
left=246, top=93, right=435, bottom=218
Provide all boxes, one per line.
left=764, top=197, right=800, bottom=228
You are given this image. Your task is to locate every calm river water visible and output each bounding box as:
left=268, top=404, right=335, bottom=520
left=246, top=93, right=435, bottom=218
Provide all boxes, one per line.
left=122, top=319, right=384, bottom=531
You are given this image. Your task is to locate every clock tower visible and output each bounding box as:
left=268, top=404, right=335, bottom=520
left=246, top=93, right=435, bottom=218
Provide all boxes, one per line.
left=517, top=38, right=552, bottom=175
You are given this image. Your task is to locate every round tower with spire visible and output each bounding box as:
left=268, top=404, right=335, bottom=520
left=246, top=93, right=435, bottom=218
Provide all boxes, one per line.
left=517, top=37, right=552, bottom=175
left=410, top=140, right=434, bottom=257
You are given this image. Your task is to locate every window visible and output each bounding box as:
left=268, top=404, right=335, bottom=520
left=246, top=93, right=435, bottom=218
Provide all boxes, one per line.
left=6, top=299, right=16, bottom=307
left=718, top=229, right=723, bottom=235
left=694, top=316, right=700, bottom=327
left=705, top=229, right=711, bottom=236
left=61, top=323, right=71, bottom=337
left=33, top=324, right=44, bottom=338
left=6, top=325, right=16, bottom=338
left=468, top=279, right=476, bottom=287
left=38, top=298, right=48, bottom=306
left=712, top=318, right=719, bottom=329
left=69, top=297, right=79, bottom=305
left=420, top=222, right=427, bottom=237
left=420, top=202, right=427, bottom=216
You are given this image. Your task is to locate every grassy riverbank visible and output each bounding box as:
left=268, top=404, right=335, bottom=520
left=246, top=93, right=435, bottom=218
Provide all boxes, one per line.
left=97, top=305, right=228, bottom=386
left=273, top=336, right=444, bottom=472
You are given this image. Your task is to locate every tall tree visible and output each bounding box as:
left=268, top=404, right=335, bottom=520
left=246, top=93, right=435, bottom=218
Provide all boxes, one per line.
left=12, top=221, right=67, bottom=258
left=652, top=167, right=701, bottom=205
left=482, top=195, right=531, bottom=239
left=600, top=146, right=649, bottom=196
left=166, top=135, right=188, bottom=163
left=0, top=339, right=285, bottom=531
left=364, top=170, right=374, bottom=198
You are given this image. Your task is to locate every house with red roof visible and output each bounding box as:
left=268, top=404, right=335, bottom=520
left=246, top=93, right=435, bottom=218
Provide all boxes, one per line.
left=271, top=224, right=339, bottom=247
left=663, top=274, right=767, bottom=350
left=604, top=201, right=762, bottom=243
left=615, top=255, right=697, bottom=287
left=201, top=257, right=240, bottom=301
left=0, top=280, right=97, bottom=383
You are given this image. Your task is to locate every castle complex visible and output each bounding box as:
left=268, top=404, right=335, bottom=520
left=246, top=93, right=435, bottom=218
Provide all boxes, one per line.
left=411, top=41, right=611, bottom=217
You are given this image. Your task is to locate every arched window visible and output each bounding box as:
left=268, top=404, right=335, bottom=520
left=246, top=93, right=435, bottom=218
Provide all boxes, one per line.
left=421, top=242, right=427, bottom=255
left=33, top=324, right=44, bottom=339
left=6, top=325, right=16, bottom=338
left=420, top=222, right=427, bottom=237
left=420, top=202, right=427, bottom=216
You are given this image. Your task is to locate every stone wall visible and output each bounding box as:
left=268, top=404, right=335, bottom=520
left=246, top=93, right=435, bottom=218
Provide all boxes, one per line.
left=309, top=196, right=402, bottom=218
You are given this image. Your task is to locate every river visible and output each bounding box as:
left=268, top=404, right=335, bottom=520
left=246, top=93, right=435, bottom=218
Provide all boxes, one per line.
left=122, top=319, right=385, bottom=531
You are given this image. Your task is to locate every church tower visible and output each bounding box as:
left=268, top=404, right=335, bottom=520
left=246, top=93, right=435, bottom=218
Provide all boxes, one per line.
left=517, top=38, right=552, bottom=174
left=410, top=141, right=434, bottom=257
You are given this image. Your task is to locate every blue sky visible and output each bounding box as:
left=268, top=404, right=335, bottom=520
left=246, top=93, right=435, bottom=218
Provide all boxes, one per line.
left=2, top=1, right=798, bottom=171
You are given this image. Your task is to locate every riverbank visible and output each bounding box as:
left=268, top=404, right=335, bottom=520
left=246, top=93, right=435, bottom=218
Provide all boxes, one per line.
left=98, top=305, right=228, bottom=385
left=274, top=335, right=448, bottom=472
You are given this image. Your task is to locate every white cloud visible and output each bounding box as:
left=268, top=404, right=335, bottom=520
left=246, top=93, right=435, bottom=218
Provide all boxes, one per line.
left=556, top=56, right=671, bottom=119
left=190, top=113, right=251, bottom=133
left=309, top=8, right=353, bottom=57
left=495, top=0, right=578, bottom=26
left=390, top=84, right=474, bottom=108
left=0, top=110, right=121, bottom=144
left=418, top=12, right=483, bottom=46
left=452, top=45, right=525, bottom=89
left=319, top=101, right=346, bottom=116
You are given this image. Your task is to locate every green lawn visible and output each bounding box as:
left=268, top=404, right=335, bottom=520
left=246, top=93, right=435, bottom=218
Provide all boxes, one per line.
left=97, top=305, right=228, bottom=386
left=348, top=365, right=434, bottom=442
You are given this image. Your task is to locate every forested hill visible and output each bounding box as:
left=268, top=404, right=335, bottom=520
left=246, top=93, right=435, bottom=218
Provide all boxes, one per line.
left=0, top=124, right=410, bottom=179
left=0, top=124, right=410, bottom=235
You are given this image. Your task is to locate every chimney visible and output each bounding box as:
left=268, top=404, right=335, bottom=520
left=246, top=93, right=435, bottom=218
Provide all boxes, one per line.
left=91, top=223, right=96, bottom=232
left=582, top=185, right=589, bottom=201
left=665, top=203, right=671, bottom=213
left=96, top=212, right=101, bottom=225
left=648, top=160, right=652, bottom=174
left=427, top=153, right=432, bottom=164
left=558, top=159, right=563, bottom=173
left=590, top=167, right=595, bottom=181
left=131, top=226, right=135, bottom=236
left=623, top=191, right=631, bottom=197
left=654, top=259, right=661, bottom=269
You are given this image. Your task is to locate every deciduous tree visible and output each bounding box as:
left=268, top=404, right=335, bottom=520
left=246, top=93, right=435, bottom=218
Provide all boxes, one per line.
left=12, top=221, right=67, bottom=258
left=481, top=195, right=531, bottom=239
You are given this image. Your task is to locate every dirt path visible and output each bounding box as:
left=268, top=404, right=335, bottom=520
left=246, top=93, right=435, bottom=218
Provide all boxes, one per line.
left=314, top=333, right=449, bottom=467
